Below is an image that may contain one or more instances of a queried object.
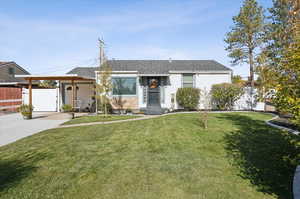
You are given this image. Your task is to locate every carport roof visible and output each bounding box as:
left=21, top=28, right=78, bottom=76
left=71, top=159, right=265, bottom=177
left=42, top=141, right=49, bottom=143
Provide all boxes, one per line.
left=15, top=74, right=95, bottom=81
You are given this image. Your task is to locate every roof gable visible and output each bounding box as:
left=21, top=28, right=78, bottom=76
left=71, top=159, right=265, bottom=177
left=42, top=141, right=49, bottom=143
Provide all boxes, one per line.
left=0, top=62, right=31, bottom=83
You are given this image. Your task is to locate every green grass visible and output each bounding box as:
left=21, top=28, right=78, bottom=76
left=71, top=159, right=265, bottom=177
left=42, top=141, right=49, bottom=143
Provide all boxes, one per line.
left=62, top=114, right=140, bottom=125
left=0, top=112, right=299, bottom=199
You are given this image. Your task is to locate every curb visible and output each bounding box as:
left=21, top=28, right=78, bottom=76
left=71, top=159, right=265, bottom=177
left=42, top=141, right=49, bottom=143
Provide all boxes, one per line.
left=265, top=115, right=299, bottom=135
left=294, top=166, right=300, bottom=199
left=265, top=114, right=300, bottom=199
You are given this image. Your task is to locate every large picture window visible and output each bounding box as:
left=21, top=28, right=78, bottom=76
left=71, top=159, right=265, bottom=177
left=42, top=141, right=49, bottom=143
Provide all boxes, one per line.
left=182, top=74, right=194, bottom=88
left=112, top=77, right=137, bottom=95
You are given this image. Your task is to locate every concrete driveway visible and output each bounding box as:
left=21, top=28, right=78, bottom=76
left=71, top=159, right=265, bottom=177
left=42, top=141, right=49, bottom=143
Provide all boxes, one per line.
left=0, top=112, right=69, bottom=147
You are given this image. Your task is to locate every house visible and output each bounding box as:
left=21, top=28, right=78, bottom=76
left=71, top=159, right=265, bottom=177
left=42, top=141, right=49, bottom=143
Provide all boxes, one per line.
left=18, top=59, right=268, bottom=114
left=65, top=60, right=232, bottom=114
left=0, top=62, right=36, bottom=112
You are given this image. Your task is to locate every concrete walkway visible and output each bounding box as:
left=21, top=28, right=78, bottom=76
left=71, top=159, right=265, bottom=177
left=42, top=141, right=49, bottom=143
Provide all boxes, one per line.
left=0, top=112, right=69, bottom=146
left=58, top=115, right=161, bottom=128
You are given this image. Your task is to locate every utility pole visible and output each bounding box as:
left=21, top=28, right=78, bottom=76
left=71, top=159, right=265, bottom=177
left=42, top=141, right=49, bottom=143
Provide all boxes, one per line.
left=96, top=38, right=105, bottom=114
left=98, top=38, right=105, bottom=67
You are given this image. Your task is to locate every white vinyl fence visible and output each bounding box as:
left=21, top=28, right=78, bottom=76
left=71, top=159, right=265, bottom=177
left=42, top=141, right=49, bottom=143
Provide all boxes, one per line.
left=23, top=88, right=59, bottom=112
left=234, top=87, right=265, bottom=111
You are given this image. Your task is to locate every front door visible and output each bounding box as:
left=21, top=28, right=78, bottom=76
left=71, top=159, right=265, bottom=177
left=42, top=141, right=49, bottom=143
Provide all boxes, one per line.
left=147, top=78, right=160, bottom=107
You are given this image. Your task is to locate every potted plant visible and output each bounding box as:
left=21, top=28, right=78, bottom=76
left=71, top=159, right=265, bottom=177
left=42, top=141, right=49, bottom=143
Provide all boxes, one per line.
left=61, top=104, right=74, bottom=119
left=18, top=104, right=34, bottom=119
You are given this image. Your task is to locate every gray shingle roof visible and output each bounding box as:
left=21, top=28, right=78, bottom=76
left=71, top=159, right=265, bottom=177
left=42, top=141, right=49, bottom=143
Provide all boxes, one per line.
left=67, top=60, right=231, bottom=78
left=0, top=62, right=31, bottom=83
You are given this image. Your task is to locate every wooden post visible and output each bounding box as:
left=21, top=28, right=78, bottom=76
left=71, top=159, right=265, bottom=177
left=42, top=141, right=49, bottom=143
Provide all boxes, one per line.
left=71, top=80, right=75, bottom=110
left=29, top=78, right=32, bottom=118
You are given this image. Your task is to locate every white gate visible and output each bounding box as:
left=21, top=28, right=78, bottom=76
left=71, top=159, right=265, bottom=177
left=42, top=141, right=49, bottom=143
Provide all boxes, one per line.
left=23, top=88, right=58, bottom=112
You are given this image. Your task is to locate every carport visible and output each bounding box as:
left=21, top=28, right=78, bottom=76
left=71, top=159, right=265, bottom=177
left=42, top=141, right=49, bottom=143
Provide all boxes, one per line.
left=16, top=74, right=95, bottom=112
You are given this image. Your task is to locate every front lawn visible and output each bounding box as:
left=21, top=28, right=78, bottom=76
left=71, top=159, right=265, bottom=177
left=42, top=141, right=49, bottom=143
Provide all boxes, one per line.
left=0, top=112, right=299, bottom=199
left=62, top=114, right=140, bottom=125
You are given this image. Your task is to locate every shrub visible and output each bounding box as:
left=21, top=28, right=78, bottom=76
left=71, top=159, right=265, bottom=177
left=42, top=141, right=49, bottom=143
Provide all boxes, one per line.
left=61, top=104, right=73, bottom=112
left=176, top=88, right=200, bottom=110
left=210, top=83, right=244, bottom=110
left=97, top=98, right=113, bottom=114
left=18, top=104, right=34, bottom=119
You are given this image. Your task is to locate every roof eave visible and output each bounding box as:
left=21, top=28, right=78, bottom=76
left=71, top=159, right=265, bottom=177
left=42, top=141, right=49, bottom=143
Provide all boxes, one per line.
left=168, top=70, right=232, bottom=74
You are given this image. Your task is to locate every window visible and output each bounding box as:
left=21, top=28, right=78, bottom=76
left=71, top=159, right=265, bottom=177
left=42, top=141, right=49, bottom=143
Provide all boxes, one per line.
left=112, top=77, right=136, bottom=95
left=8, top=67, right=15, bottom=76
left=182, top=74, right=194, bottom=88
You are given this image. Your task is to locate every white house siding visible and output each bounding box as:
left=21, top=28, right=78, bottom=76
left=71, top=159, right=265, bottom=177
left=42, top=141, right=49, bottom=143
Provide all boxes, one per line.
left=162, top=73, right=231, bottom=110
left=194, top=73, right=231, bottom=91
left=164, top=74, right=182, bottom=109
left=195, top=73, right=231, bottom=109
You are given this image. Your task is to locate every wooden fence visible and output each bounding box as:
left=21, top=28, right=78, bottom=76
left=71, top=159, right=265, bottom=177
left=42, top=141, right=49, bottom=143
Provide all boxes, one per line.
left=0, top=87, right=22, bottom=111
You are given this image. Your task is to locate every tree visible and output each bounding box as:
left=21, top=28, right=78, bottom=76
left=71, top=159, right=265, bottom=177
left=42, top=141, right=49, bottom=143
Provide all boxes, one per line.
left=232, top=75, right=246, bottom=86
left=264, top=0, right=297, bottom=67
left=39, top=80, right=57, bottom=88
left=255, top=52, right=278, bottom=103
left=225, top=0, right=265, bottom=89
left=199, top=88, right=211, bottom=129
left=274, top=20, right=300, bottom=126
left=95, top=62, right=112, bottom=117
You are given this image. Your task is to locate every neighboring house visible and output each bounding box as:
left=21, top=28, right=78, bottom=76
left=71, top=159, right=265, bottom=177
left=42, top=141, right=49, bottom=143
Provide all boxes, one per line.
left=65, top=60, right=232, bottom=114
left=0, top=62, right=34, bottom=112
left=0, top=62, right=31, bottom=86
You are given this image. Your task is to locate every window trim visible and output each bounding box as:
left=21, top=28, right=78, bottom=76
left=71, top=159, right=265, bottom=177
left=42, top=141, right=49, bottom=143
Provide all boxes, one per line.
left=182, top=74, right=194, bottom=88
left=111, top=77, right=137, bottom=96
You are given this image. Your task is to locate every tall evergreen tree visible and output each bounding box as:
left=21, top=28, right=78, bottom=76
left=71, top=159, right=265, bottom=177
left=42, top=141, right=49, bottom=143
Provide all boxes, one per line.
left=225, top=0, right=265, bottom=88
left=264, top=0, right=294, bottom=66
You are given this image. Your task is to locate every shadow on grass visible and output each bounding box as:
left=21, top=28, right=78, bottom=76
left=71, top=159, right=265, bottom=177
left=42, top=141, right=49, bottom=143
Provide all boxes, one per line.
left=0, top=152, right=47, bottom=192
left=220, top=114, right=300, bottom=199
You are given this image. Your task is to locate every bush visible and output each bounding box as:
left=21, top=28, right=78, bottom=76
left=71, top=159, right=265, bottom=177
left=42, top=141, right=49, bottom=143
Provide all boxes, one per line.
left=176, top=88, right=200, bottom=110
left=211, top=83, right=244, bottom=110
left=97, top=98, right=113, bottom=114
left=18, top=104, right=34, bottom=119
left=61, top=104, right=73, bottom=112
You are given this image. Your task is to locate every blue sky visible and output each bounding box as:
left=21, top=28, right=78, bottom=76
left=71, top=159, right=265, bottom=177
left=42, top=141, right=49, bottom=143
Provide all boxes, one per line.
left=0, top=0, right=272, bottom=77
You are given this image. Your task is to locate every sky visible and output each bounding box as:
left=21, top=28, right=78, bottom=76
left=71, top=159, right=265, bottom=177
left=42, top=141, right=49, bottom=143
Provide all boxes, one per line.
left=0, top=0, right=272, bottom=77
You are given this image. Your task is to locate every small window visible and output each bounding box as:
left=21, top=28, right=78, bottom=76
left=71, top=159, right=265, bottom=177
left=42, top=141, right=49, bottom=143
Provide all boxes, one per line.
left=8, top=67, right=15, bottom=76
left=182, top=74, right=193, bottom=88
left=112, top=77, right=137, bottom=95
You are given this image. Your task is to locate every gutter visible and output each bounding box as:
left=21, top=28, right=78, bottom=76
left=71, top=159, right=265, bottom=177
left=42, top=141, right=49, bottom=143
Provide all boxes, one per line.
left=168, top=70, right=232, bottom=74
